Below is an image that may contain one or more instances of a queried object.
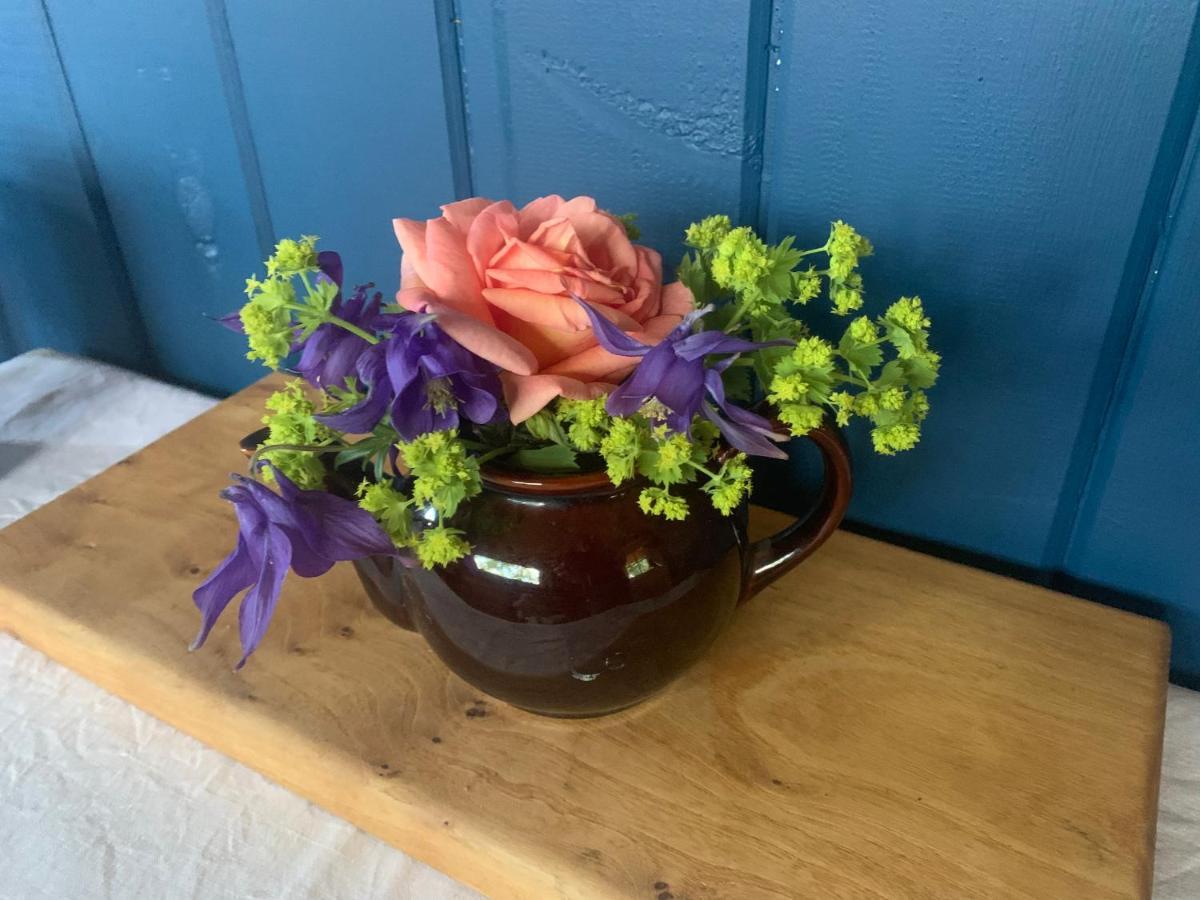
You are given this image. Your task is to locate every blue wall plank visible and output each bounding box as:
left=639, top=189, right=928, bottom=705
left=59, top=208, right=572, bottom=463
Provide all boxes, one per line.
left=761, top=0, right=1199, bottom=568
left=1065, top=121, right=1200, bottom=681
left=223, top=1, right=457, bottom=294
left=0, top=0, right=151, bottom=372
left=457, top=0, right=763, bottom=256
left=41, top=0, right=267, bottom=394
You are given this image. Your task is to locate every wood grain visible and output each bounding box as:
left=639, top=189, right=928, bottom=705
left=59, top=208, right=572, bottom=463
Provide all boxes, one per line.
left=0, top=376, right=1168, bottom=899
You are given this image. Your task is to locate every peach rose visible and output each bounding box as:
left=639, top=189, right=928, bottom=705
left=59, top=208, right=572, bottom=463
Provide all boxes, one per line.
left=393, top=195, right=694, bottom=422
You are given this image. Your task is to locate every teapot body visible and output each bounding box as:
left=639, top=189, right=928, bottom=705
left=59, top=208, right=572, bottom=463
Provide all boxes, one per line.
left=354, top=478, right=750, bottom=717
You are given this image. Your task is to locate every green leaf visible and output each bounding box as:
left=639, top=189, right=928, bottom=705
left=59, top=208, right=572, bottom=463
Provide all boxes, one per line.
left=883, top=321, right=917, bottom=358
left=837, top=330, right=884, bottom=377
left=721, top=364, right=753, bottom=403
left=523, top=410, right=570, bottom=446
left=508, top=444, right=580, bottom=473
left=677, top=252, right=712, bottom=306
left=873, top=359, right=906, bottom=390
left=761, top=237, right=803, bottom=301
left=900, top=354, right=939, bottom=389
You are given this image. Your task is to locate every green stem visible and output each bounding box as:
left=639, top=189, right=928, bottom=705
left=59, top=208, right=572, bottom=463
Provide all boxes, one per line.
left=475, top=445, right=517, bottom=465
left=835, top=373, right=871, bottom=389
left=282, top=302, right=379, bottom=344
left=326, top=314, right=380, bottom=344
left=249, top=441, right=350, bottom=471
left=685, top=459, right=722, bottom=481
left=723, top=306, right=749, bottom=334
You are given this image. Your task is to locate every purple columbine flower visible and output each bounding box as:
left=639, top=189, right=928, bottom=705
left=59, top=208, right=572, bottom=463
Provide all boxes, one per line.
left=577, top=300, right=792, bottom=459
left=293, top=251, right=389, bottom=389
left=317, top=314, right=503, bottom=440
left=191, top=466, right=397, bottom=668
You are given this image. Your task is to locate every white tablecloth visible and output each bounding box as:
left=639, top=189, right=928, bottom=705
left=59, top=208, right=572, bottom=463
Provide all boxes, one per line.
left=0, top=351, right=477, bottom=900
left=0, top=349, right=1196, bottom=898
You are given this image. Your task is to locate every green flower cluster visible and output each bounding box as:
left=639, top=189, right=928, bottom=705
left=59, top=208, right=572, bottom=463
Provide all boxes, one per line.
left=239, top=235, right=343, bottom=370
left=354, top=429, right=482, bottom=569
left=679, top=215, right=939, bottom=456
left=550, top=399, right=753, bottom=521
left=257, top=380, right=335, bottom=489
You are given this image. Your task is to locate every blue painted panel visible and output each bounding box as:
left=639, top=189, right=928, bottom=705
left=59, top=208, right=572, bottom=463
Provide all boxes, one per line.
left=223, top=1, right=457, bottom=294
left=0, top=0, right=150, bottom=372
left=762, top=0, right=1199, bottom=567
left=1065, top=125, right=1200, bottom=680
left=41, top=0, right=266, bottom=394
left=457, top=0, right=763, bottom=256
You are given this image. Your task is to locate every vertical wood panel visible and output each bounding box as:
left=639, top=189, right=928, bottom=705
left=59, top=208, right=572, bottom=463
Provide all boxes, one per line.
left=761, top=0, right=1199, bottom=567
left=1065, top=119, right=1200, bottom=681
left=457, top=0, right=761, bottom=257
left=0, top=0, right=151, bottom=372
left=41, top=0, right=267, bottom=394
left=223, top=1, right=458, bottom=293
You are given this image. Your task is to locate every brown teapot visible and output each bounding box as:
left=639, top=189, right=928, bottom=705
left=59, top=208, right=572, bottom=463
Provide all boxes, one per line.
left=245, top=422, right=850, bottom=717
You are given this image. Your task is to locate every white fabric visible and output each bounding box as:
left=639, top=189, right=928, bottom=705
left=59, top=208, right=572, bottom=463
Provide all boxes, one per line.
left=1157, top=685, right=1200, bottom=898
left=0, top=351, right=477, bottom=900
left=0, top=349, right=1195, bottom=898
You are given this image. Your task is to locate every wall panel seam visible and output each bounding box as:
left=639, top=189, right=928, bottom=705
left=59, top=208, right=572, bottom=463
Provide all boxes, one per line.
left=203, top=0, right=275, bottom=260
left=1044, top=3, right=1200, bottom=574
left=739, top=0, right=776, bottom=232
left=36, top=0, right=158, bottom=373
left=757, top=0, right=787, bottom=238
left=434, top=0, right=475, bottom=200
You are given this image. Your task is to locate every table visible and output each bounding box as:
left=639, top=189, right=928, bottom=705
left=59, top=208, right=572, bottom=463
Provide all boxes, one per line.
left=0, top=374, right=1170, bottom=898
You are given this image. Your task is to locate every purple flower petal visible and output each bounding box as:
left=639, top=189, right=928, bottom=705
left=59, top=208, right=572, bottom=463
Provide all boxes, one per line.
left=702, top=369, right=788, bottom=459
left=316, top=345, right=391, bottom=433
left=674, top=331, right=791, bottom=362
left=234, top=521, right=293, bottom=669
left=456, top=376, right=501, bottom=425
left=214, top=309, right=245, bottom=333
left=195, top=467, right=400, bottom=668
left=605, top=344, right=674, bottom=416
left=573, top=298, right=652, bottom=357
left=190, top=534, right=257, bottom=651
left=702, top=400, right=788, bottom=459
left=317, top=250, right=343, bottom=288
left=294, top=489, right=403, bottom=561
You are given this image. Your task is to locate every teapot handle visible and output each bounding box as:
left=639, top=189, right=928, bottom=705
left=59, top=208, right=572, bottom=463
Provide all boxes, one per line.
left=742, top=416, right=853, bottom=601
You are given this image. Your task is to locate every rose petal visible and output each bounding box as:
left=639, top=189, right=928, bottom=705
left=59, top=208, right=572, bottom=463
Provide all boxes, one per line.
left=491, top=314, right=597, bottom=368
left=661, top=280, right=696, bottom=315
left=466, top=200, right=519, bottom=283
left=421, top=217, right=494, bottom=324
left=556, top=201, right=636, bottom=274
left=400, top=254, right=427, bottom=291
left=542, top=343, right=641, bottom=380
left=439, top=197, right=491, bottom=235
left=500, top=372, right=612, bottom=423
left=489, top=236, right=572, bottom=272
left=482, top=288, right=641, bottom=333
left=517, top=195, right=566, bottom=237
left=527, top=216, right=584, bottom=256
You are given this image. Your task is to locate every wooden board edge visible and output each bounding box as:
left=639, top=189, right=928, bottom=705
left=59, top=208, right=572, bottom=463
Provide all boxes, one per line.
left=0, top=584, right=590, bottom=900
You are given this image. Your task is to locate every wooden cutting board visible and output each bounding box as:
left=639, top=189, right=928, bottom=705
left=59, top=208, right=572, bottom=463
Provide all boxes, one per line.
left=0, top=375, right=1169, bottom=899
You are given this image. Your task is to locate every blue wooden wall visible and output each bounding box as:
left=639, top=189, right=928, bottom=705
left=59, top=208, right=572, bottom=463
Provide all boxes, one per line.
left=3, top=1, right=1198, bottom=681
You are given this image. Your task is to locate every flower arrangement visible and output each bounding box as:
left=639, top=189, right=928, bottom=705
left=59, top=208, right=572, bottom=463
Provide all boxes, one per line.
left=193, top=195, right=938, bottom=666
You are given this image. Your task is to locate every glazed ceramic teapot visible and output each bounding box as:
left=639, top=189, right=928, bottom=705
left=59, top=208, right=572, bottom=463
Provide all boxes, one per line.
left=345, top=420, right=852, bottom=717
